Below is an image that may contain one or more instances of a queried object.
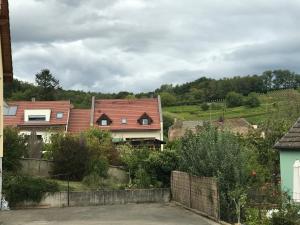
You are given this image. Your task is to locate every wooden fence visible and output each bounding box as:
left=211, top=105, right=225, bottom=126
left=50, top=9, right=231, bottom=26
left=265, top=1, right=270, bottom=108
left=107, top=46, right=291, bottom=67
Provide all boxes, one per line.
left=171, top=171, right=220, bottom=221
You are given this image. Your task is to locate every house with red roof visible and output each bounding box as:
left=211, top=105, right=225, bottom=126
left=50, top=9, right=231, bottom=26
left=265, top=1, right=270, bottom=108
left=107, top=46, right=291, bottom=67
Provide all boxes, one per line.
left=68, top=97, right=164, bottom=149
left=4, top=97, right=164, bottom=149
left=4, top=99, right=72, bottom=142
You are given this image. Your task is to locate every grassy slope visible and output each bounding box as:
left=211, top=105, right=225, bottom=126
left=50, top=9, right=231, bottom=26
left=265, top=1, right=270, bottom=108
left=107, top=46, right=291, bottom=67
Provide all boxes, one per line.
left=163, top=89, right=300, bottom=125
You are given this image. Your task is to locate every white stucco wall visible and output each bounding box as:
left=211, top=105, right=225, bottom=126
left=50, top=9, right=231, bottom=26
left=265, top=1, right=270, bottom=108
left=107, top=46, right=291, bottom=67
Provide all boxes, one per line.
left=19, top=130, right=56, bottom=143
left=111, top=130, right=161, bottom=140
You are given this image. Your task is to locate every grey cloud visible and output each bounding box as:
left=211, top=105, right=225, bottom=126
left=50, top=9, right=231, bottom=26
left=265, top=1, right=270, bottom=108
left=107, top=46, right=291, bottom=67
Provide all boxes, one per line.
left=10, top=0, right=300, bottom=93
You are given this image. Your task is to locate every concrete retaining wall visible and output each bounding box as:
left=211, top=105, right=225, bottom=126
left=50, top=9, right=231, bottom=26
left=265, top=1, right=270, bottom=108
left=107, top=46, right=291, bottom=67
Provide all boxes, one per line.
left=22, top=189, right=170, bottom=208
left=19, top=158, right=129, bottom=184
left=20, top=158, right=53, bottom=177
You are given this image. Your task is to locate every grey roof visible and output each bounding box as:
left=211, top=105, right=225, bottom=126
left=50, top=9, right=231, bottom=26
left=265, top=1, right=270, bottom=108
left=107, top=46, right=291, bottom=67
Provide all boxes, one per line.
left=274, top=118, right=300, bottom=150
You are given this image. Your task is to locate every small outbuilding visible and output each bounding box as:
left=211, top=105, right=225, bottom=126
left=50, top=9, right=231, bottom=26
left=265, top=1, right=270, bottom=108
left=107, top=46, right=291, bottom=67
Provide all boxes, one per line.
left=274, top=118, right=300, bottom=201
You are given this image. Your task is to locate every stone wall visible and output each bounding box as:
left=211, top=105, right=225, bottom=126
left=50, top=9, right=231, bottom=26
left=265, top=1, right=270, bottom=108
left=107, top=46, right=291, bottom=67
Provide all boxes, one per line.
left=19, top=158, right=129, bottom=184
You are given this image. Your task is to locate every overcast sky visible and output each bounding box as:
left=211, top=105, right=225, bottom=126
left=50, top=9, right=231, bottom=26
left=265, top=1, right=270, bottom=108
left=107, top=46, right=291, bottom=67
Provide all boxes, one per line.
left=10, top=0, right=300, bottom=93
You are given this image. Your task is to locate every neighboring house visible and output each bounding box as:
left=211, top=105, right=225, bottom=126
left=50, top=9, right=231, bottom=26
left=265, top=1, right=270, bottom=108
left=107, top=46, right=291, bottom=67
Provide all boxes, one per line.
left=274, top=118, right=300, bottom=201
left=5, top=97, right=164, bottom=149
left=68, top=97, right=164, bottom=149
left=4, top=100, right=72, bottom=143
left=168, top=118, right=252, bottom=141
left=168, top=120, right=204, bottom=142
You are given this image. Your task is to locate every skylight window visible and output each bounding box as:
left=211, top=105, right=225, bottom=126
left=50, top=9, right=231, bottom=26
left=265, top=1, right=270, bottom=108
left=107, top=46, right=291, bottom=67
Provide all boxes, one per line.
left=4, top=106, right=17, bottom=116
left=56, top=112, right=64, bottom=119
left=121, top=118, right=127, bottom=124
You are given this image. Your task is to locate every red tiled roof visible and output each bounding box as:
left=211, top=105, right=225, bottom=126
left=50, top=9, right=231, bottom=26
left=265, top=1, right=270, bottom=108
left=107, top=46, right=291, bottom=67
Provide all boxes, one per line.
left=4, top=101, right=71, bottom=127
left=1, top=0, right=13, bottom=82
left=93, top=98, right=161, bottom=131
left=68, top=109, right=91, bottom=134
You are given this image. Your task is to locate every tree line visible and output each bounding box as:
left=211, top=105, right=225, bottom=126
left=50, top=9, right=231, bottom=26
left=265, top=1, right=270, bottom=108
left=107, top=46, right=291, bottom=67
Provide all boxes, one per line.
left=4, top=69, right=300, bottom=108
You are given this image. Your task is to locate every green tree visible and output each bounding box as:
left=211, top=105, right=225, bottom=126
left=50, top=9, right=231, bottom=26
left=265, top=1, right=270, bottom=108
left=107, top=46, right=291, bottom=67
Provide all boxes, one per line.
left=160, top=92, right=177, bottom=106
left=3, top=127, right=27, bottom=172
left=225, top=91, right=244, bottom=108
left=179, top=125, right=249, bottom=222
left=35, top=69, right=60, bottom=100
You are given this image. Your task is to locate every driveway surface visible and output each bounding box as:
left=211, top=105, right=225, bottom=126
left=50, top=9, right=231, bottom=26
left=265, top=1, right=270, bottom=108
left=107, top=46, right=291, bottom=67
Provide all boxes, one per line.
left=0, top=203, right=219, bottom=225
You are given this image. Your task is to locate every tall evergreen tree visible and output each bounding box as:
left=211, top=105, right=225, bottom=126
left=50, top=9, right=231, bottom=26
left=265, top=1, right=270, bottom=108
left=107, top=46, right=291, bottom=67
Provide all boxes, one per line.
left=35, top=69, right=60, bottom=100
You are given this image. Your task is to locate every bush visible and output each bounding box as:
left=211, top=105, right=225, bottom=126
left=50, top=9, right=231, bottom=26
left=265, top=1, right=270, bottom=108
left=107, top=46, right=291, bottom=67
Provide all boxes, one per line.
left=3, top=127, right=27, bottom=172
left=119, top=145, right=178, bottom=188
left=201, top=103, right=209, bottom=111
left=147, top=149, right=179, bottom=186
left=82, top=172, right=105, bottom=190
left=270, top=199, right=300, bottom=225
left=47, top=129, right=111, bottom=181
left=225, top=91, right=244, bottom=108
left=245, top=93, right=261, bottom=108
left=49, top=133, right=89, bottom=180
left=133, top=167, right=152, bottom=188
left=3, top=174, right=59, bottom=206
left=86, top=158, right=109, bottom=178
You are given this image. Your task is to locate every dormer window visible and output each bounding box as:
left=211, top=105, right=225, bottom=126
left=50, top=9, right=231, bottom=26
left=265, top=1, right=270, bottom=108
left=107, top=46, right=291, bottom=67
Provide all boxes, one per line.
left=97, top=114, right=112, bottom=126
left=121, top=118, right=127, bottom=124
left=101, top=119, right=108, bottom=126
left=138, top=113, right=153, bottom=125
left=142, top=118, right=149, bottom=125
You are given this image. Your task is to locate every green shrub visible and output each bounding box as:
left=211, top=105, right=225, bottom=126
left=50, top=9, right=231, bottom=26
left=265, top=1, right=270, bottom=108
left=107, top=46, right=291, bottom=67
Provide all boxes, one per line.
left=270, top=202, right=300, bottom=225
left=3, top=127, right=27, bottom=172
left=50, top=133, right=89, bottom=180
left=225, top=91, right=244, bottom=108
left=147, top=149, right=179, bottom=186
left=133, top=167, right=152, bottom=188
left=3, top=174, right=59, bottom=206
left=82, top=172, right=105, bottom=190
left=86, top=158, right=109, bottom=178
left=201, top=103, right=209, bottom=111
left=245, top=93, right=261, bottom=108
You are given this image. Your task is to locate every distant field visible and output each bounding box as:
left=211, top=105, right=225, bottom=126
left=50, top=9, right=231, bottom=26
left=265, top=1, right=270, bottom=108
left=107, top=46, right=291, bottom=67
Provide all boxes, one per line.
left=163, top=89, right=300, bottom=125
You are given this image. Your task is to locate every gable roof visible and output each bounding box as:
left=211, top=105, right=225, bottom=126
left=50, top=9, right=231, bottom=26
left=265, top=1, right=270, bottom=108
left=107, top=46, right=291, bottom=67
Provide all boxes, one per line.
left=274, top=118, right=300, bottom=150
left=0, top=0, right=13, bottom=82
left=93, top=98, right=161, bottom=131
left=68, top=109, right=91, bottom=134
left=4, top=101, right=72, bottom=127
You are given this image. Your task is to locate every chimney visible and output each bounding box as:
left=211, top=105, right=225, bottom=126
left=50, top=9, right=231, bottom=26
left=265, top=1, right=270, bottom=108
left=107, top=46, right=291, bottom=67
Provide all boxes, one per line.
left=31, top=97, right=36, bottom=102
left=90, top=96, right=95, bottom=127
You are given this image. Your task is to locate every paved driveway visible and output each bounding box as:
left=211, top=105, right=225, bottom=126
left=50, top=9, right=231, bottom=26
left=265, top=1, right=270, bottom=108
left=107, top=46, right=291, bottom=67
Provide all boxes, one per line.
left=0, top=203, right=219, bottom=225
